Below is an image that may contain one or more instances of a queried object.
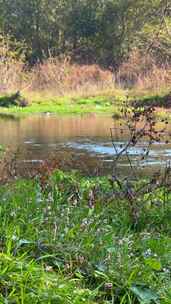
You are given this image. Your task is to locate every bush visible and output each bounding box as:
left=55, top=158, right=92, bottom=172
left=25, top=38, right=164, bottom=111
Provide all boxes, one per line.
left=115, top=49, right=171, bottom=91
left=0, top=92, right=28, bottom=108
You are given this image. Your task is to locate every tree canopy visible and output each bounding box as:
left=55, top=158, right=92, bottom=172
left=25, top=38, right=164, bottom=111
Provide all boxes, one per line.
left=0, top=0, right=171, bottom=67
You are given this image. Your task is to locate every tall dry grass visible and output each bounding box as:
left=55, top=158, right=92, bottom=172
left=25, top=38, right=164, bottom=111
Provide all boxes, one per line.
left=0, top=43, right=171, bottom=98
left=116, top=49, right=171, bottom=93
left=0, top=58, right=115, bottom=98
left=29, top=57, right=114, bottom=97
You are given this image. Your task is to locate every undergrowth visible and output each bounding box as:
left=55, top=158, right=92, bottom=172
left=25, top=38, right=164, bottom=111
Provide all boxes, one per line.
left=0, top=170, right=171, bottom=303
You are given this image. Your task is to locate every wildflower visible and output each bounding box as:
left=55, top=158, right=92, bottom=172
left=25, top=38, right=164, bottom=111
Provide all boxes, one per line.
left=10, top=211, right=16, bottom=217
left=77, top=255, right=85, bottom=264
left=118, top=239, right=124, bottom=245
left=80, top=218, right=88, bottom=229
left=45, top=265, right=53, bottom=272
left=163, top=268, right=170, bottom=274
left=104, top=282, right=113, bottom=290
left=47, top=193, right=53, bottom=202
left=36, top=191, right=43, bottom=203
left=11, top=235, right=18, bottom=241
left=143, top=248, right=152, bottom=257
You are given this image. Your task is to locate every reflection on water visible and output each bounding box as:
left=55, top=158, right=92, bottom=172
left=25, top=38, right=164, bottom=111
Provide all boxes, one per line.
left=0, top=113, right=171, bottom=175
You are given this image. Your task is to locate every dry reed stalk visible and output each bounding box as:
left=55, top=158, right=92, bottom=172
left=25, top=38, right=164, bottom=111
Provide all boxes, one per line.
left=1, top=44, right=171, bottom=96
left=116, top=49, right=171, bottom=92
left=29, top=58, right=114, bottom=96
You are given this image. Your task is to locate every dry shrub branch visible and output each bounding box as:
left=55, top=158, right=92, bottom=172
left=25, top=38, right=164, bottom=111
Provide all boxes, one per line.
left=111, top=102, right=171, bottom=228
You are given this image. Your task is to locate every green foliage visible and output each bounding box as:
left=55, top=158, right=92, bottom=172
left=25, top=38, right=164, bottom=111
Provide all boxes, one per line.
left=0, top=0, right=170, bottom=66
left=0, top=92, right=28, bottom=107
left=0, top=253, right=94, bottom=303
left=0, top=33, right=27, bottom=61
left=0, top=171, right=171, bottom=302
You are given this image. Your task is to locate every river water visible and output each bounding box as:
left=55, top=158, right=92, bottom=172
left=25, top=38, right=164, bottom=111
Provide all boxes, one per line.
left=0, top=113, right=171, bottom=176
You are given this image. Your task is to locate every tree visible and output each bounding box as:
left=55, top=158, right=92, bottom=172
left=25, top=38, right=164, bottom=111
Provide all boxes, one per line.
left=0, top=0, right=170, bottom=67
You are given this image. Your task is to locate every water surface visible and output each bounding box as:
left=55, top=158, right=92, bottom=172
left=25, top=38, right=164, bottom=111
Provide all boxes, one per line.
left=0, top=114, right=171, bottom=176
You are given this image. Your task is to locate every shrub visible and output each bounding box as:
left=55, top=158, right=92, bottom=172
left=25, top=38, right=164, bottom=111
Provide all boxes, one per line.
left=116, top=49, right=171, bottom=91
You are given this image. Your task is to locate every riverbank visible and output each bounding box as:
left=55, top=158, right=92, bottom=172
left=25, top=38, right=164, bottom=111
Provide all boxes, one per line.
left=0, top=170, right=170, bottom=303
left=0, top=91, right=125, bottom=118
left=0, top=89, right=171, bottom=119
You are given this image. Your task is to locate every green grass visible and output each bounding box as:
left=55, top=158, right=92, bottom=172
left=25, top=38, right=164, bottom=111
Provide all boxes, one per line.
left=1, top=89, right=171, bottom=120
left=1, top=170, right=171, bottom=303
left=1, top=88, right=171, bottom=122
left=0, top=92, right=125, bottom=118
